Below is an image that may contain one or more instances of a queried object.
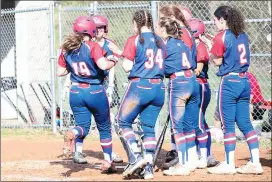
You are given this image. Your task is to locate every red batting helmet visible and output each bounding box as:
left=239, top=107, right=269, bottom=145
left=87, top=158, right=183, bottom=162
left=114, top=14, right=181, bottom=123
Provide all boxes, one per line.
left=73, top=16, right=97, bottom=37
left=188, top=18, right=205, bottom=38
left=89, top=15, right=109, bottom=33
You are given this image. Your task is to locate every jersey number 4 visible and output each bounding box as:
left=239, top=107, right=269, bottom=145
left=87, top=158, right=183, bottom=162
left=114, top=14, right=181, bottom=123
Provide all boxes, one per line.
left=238, top=44, right=247, bottom=64
left=145, top=49, right=164, bottom=69
left=72, top=62, right=91, bottom=76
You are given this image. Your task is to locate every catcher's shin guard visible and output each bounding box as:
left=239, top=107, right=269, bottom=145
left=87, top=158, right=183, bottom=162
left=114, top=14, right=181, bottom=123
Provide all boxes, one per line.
left=113, top=120, right=136, bottom=164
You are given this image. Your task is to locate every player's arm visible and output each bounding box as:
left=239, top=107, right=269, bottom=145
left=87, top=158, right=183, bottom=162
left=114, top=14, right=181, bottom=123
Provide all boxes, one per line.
left=89, top=42, right=117, bottom=70
left=195, top=42, right=209, bottom=76
left=108, top=66, right=115, bottom=88
left=57, top=51, right=70, bottom=77
left=108, top=36, right=136, bottom=73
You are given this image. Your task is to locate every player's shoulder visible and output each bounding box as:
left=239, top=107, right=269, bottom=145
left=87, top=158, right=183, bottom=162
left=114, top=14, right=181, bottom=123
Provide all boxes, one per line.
left=125, top=34, right=139, bottom=47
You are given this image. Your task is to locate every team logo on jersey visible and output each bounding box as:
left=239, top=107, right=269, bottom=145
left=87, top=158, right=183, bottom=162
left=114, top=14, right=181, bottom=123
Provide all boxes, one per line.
left=177, top=43, right=181, bottom=47
left=150, top=38, right=155, bottom=42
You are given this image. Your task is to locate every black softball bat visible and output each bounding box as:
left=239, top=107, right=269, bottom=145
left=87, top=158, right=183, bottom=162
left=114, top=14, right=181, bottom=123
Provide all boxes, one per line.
left=2, top=91, right=29, bottom=124
left=20, top=84, right=37, bottom=124
left=153, top=115, right=170, bottom=168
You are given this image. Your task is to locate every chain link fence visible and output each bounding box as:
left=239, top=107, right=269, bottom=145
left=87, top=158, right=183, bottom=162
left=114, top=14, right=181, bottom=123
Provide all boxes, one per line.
left=1, top=5, right=55, bottom=128
left=1, top=1, right=271, bottom=138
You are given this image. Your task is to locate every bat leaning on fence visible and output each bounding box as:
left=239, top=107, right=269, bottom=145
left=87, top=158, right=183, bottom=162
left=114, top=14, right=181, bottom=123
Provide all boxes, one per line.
left=38, top=83, right=52, bottom=107
left=153, top=115, right=170, bottom=168
left=2, top=91, right=29, bottom=124
left=20, top=84, right=37, bottom=124
left=30, top=83, right=52, bottom=124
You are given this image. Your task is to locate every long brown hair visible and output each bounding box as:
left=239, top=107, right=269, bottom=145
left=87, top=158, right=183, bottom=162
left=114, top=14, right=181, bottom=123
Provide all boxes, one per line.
left=159, top=17, right=181, bottom=39
left=61, top=33, right=84, bottom=53
left=214, top=6, right=245, bottom=36
left=133, top=10, right=161, bottom=48
left=159, top=5, right=191, bottom=32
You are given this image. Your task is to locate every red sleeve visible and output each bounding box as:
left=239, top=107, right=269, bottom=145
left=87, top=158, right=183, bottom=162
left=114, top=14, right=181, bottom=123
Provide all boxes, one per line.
left=86, top=42, right=105, bottom=63
left=197, top=41, right=209, bottom=63
left=210, top=31, right=226, bottom=57
left=58, top=50, right=66, bottom=68
left=181, top=27, right=193, bottom=50
left=121, top=35, right=138, bottom=61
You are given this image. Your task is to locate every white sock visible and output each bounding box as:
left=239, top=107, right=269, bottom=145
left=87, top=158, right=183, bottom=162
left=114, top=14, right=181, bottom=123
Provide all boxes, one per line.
left=251, top=148, right=260, bottom=164
left=171, top=143, right=176, bottom=151
left=75, top=142, right=83, bottom=153
left=225, top=151, right=235, bottom=167
left=178, top=151, right=186, bottom=166
left=200, top=148, right=207, bottom=161
left=188, top=146, right=198, bottom=162
left=144, top=153, right=153, bottom=164
left=104, top=153, right=111, bottom=163
left=72, top=129, right=79, bottom=137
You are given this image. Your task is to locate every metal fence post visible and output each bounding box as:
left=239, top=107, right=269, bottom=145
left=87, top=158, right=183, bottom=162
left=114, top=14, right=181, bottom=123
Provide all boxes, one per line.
left=151, top=1, right=158, bottom=26
left=49, top=3, right=57, bottom=134
left=58, top=4, right=64, bottom=132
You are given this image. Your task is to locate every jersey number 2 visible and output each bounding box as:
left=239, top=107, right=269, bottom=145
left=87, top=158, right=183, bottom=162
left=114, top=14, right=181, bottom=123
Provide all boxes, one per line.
left=72, top=62, right=91, bottom=76
left=238, top=44, right=247, bottom=64
left=145, top=49, right=163, bottom=69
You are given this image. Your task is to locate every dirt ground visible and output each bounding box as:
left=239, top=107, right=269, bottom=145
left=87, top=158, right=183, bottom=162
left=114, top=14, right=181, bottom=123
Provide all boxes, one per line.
left=1, top=130, right=271, bottom=181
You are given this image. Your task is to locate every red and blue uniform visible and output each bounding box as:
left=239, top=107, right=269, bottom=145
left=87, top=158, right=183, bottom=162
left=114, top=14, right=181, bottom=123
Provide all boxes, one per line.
left=117, top=32, right=166, bottom=162
left=165, top=36, right=200, bottom=165
left=58, top=41, right=113, bottom=160
left=212, top=30, right=258, bottom=165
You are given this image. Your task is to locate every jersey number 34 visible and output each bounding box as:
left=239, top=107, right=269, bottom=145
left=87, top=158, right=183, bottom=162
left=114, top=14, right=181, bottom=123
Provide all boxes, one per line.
left=145, top=49, right=163, bottom=69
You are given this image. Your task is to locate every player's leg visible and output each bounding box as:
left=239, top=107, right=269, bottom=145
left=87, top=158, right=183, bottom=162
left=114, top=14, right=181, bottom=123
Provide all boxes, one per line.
left=183, top=78, right=200, bottom=172
left=87, top=85, right=116, bottom=173
left=163, top=78, right=191, bottom=176
left=194, top=83, right=208, bottom=169
left=138, top=80, right=165, bottom=179
left=202, top=83, right=218, bottom=167
left=64, top=85, right=92, bottom=164
left=116, top=80, right=147, bottom=177
left=207, top=75, right=239, bottom=174
left=235, top=78, right=263, bottom=174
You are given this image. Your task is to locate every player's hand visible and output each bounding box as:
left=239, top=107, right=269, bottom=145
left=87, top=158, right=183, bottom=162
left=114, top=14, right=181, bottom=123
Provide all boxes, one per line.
left=62, top=86, right=70, bottom=101
left=199, top=34, right=213, bottom=51
left=194, top=69, right=201, bottom=76
left=108, top=42, right=122, bottom=56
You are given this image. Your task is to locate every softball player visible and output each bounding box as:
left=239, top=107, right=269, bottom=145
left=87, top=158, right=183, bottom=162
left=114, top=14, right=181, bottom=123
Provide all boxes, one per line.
left=200, top=6, right=263, bottom=174
left=156, top=16, right=199, bottom=176
left=109, top=10, right=165, bottom=179
left=89, top=14, right=121, bottom=108
left=188, top=18, right=218, bottom=168
left=57, top=16, right=118, bottom=173
left=89, top=14, right=123, bottom=163
left=159, top=5, right=199, bottom=172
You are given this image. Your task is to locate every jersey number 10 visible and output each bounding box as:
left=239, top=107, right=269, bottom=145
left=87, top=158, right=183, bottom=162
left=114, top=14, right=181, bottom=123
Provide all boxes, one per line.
left=145, top=49, right=164, bottom=69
